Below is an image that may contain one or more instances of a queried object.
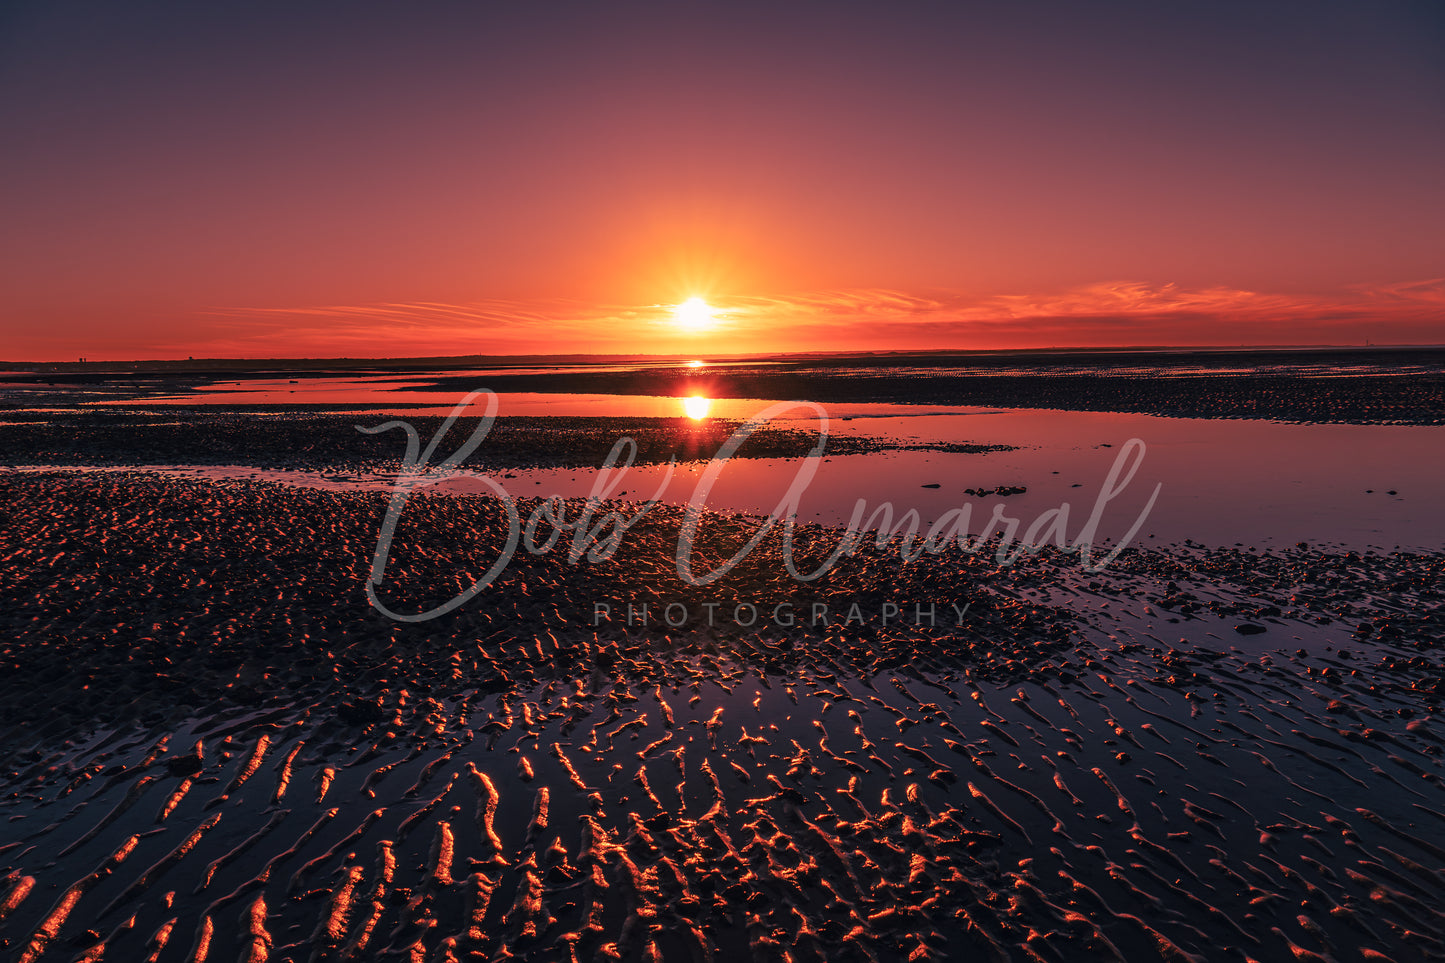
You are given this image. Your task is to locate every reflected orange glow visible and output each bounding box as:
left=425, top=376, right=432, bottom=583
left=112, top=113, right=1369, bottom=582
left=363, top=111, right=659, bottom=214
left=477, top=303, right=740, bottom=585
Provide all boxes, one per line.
left=687, top=359, right=705, bottom=368
left=682, top=395, right=711, bottom=420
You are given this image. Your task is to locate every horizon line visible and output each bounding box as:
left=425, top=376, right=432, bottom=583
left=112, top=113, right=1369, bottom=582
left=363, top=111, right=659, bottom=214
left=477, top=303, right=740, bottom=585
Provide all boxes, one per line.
left=8, top=341, right=1445, bottom=369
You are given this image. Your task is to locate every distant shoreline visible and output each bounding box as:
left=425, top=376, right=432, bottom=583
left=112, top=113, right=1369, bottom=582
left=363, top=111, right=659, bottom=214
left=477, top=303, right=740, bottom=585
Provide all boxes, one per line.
left=4, top=345, right=1444, bottom=424
left=5, top=342, right=1445, bottom=376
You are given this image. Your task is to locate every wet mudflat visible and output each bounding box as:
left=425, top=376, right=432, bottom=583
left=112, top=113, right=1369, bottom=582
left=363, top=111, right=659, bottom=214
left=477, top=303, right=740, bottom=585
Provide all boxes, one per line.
left=2, top=473, right=1444, bottom=962
left=410, top=366, right=1445, bottom=425
left=0, top=410, right=1006, bottom=474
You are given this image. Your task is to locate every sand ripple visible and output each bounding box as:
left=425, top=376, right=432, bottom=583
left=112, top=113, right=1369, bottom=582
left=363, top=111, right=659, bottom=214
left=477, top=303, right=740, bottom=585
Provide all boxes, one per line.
left=2, top=473, right=1443, bottom=961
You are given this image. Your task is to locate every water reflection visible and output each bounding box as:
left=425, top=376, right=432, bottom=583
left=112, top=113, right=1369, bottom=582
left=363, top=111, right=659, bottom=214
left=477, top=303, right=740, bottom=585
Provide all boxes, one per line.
left=683, top=395, right=711, bottom=420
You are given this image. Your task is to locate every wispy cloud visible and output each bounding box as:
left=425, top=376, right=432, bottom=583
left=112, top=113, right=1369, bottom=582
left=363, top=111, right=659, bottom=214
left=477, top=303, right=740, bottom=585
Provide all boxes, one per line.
left=192, top=298, right=629, bottom=357
left=134, top=278, right=1445, bottom=358
left=707, top=279, right=1445, bottom=349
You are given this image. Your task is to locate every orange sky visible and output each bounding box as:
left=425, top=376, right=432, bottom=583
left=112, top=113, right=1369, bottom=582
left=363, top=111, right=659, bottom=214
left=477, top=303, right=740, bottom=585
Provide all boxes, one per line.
left=1, top=1, right=1442, bottom=360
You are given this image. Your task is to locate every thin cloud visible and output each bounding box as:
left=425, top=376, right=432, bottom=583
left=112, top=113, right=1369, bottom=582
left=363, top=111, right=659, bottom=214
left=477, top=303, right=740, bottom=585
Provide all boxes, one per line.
left=708, top=280, right=1445, bottom=349
left=112, top=279, right=1445, bottom=359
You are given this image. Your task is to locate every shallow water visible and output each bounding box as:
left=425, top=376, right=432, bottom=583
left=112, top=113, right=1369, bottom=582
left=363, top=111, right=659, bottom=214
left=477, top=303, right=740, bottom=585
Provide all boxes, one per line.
left=18, top=400, right=1442, bottom=551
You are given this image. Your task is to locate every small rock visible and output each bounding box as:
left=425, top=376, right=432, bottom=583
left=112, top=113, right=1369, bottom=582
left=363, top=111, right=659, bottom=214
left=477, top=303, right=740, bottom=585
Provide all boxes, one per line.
left=166, top=754, right=205, bottom=777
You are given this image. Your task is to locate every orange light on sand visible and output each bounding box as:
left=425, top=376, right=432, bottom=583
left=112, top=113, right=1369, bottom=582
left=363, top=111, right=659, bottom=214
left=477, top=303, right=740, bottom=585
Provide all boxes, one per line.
left=673, top=297, right=716, bottom=330
left=683, top=395, right=711, bottom=420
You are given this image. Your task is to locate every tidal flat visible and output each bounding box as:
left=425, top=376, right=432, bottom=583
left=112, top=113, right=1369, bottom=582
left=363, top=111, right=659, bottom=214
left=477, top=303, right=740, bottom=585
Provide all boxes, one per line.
left=2, top=353, right=1444, bottom=962
left=1, top=471, right=1443, bottom=962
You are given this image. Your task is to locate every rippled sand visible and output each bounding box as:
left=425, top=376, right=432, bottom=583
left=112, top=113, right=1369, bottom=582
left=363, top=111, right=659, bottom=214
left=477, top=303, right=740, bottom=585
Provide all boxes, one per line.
left=2, top=472, right=1444, bottom=961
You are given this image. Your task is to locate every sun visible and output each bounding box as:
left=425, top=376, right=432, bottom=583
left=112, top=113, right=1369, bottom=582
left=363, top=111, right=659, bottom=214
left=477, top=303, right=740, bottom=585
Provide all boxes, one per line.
left=673, top=297, right=716, bottom=330
left=682, top=395, right=711, bottom=420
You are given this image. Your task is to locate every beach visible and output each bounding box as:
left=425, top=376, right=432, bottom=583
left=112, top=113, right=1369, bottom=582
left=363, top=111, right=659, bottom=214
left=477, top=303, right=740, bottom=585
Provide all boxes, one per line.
left=8, top=0, right=1444, bottom=956
left=2, top=353, right=1445, bottom=962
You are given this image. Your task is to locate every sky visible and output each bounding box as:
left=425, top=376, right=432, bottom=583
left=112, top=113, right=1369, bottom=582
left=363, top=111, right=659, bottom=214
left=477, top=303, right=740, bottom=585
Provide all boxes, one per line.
left=1, top=0, right=1442, bottom=360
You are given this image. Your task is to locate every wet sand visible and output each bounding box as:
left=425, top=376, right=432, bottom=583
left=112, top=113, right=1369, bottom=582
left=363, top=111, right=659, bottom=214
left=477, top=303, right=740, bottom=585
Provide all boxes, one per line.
left=0, top=411, right=1007, bottom=473
left=3, top=470, right=1445, bottom=962
left=3, top=352, right=1444, bottom=960
left=413, top=359, right=1445, bottom=425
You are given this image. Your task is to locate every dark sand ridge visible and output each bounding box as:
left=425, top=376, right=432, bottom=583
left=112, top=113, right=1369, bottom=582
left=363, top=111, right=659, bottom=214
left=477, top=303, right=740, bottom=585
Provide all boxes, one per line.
left=3, top=473, right=1445, bottom=962
left=0, top=412, right=1009, bottom=475
left=408, top=360, right=1445, bottom=425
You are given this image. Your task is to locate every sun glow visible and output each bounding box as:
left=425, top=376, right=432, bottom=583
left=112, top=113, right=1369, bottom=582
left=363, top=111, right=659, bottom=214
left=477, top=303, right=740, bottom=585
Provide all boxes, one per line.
left=673, top=297, right=716, bottom=330
left=682, top=395, right=711, bottom=420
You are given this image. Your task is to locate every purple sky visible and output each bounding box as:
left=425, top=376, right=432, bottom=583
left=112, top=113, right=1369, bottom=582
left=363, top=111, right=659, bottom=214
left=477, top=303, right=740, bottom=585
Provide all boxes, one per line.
left=2, top=1, right=1442, bottom=358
